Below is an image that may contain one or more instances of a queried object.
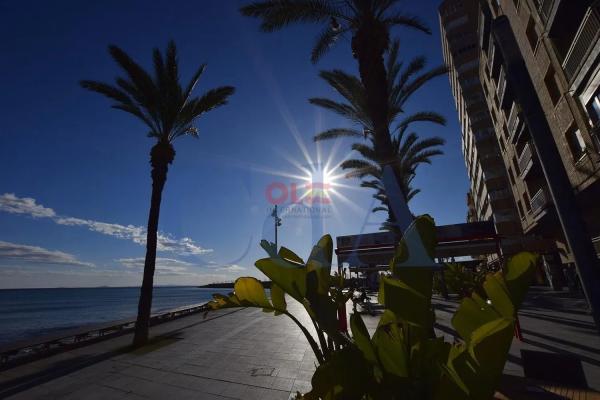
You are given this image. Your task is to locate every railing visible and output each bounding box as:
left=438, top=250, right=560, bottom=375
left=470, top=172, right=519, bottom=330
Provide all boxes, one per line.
left=530, top=187, right=549, bottom=214
left=507, top=102, right=522, bottom=141
left=487, top=38, right=496, bottom=72
left=0, top=302, right=210, bottom=368
left=562, top=2, right=600, bottom=80
left=518, top=142, right=533, bottom=175
left=536, top=0, right=555, bottom=23
left=497, top=66, right=507, bottom=105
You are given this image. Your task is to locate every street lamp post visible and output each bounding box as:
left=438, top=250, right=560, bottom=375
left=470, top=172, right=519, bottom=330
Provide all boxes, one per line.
left=272, top=205, right=282, bottom=249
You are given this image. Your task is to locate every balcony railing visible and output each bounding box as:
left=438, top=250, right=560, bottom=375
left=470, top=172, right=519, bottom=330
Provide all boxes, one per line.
left=530, top=187, right=549, bottom=215
left=518, top=142, right=533, bottom=175
left=507, top=102, right=522, bottom=141
left=562, top=3, right=600, bottom=80
left=536, top=0, right=555, bottom=23
left=497, top=66, right=507, bottom=105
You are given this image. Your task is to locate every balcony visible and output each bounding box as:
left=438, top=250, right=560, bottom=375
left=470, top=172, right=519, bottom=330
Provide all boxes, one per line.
left=562, top=3, right=600, bottom=81
left=530, top=187, right=549, bottom=215
left=507, top=102, right=523, bottom=143
left=536, top=0, right=555, bottom=24
left=488, top=188, right=511, bottom=201
left=518, top=142, right=533, bottom=176
left=496, top=66, right=508, bottom=107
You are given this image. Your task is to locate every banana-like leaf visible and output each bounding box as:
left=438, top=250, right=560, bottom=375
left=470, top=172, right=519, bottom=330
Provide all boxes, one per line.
left=270, top=284, right=287, bottom=315
left=391, top=215, right=438, bottom=273
left=350, top=313, right=378, bottom=365
left=379, top=275, right=431, bottom=327
left=482, top=273, right=514, bottom=319
left=503, top=252, right=537, bottom=309
left=208, top=277, right=282, bottom=314
left=279, top=246, right=305, bottom=264
left=255, top=257, right=306, bottom=302
left=306, top=235, right=333, bottom=295
left=372, top=323, right=409, bottom=378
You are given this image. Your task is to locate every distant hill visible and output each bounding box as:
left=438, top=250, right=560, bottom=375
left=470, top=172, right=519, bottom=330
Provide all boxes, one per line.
left=198, top=281, right=272, bottom=289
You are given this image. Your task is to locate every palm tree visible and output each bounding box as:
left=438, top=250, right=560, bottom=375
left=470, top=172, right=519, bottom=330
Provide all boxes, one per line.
left=343, top=131, right=445, bottom=230
left=80, top=41, right=235, bottom=347
left=241, top=0, right=431, bottom=230
left=311, top=40, right=446, bottom=226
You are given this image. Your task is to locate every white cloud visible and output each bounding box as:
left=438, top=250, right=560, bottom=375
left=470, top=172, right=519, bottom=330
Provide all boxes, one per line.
left=0, top=193, right=56, bottom=218
left=215, top=264, right=246, bottom=272
left=117, top=257, right=193, bottom=274
left=0, top=241, right=94, bottom=268
left=0, top=193, right=212, bottom=256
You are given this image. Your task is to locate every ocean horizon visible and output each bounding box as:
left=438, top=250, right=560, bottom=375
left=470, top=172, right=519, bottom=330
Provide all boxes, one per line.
left=0, top=286, right=232, bottom=346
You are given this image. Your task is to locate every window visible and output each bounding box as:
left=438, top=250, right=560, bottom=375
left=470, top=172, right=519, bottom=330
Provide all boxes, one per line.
left=587, top=91, right=600, bottom=126
left=566, top=128, right=587, bottom=161
left=526, top=17, right=539, bottom=51
left=544, top=67, right=561, bottom=105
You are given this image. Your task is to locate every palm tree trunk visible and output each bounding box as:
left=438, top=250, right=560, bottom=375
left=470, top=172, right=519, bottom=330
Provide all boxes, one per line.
left=353, top=24, right=413, bottom=235
left=133, top=141, right=174, bottom=347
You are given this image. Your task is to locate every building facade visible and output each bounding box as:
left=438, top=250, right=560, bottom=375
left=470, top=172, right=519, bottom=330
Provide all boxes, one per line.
left=441, top=0, right=600, bottom=298
left=439, top=0, right=523, bottom=260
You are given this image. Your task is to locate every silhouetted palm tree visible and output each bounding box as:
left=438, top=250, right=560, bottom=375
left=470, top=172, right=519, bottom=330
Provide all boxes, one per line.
left=311, top=41, right=446, bottom=226
left=241, top=0, right=432, bottom=230
left=80, top=41, right=235, bottom=347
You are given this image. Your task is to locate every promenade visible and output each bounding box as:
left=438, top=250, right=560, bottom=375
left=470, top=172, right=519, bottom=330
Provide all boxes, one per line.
left=1, top=287, right=598, bottom=399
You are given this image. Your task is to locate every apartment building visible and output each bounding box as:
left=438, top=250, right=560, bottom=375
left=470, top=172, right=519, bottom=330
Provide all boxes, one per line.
left=476, top=0, right=600, bottom=268
left=439, top=0, right=523, bottom=260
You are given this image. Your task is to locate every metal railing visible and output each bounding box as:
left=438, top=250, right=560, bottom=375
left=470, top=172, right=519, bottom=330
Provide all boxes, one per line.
left=562, top=2, right=600, bottom=80
left=507, top=102, right=522, bottom=140
left=536, top=0, right=555, bottom=23
left=0, top=302, right=210, bottom=368
left=518, top=142, right=533, bottom=175
left=530, top=187, right=549, bottom=214
left=497, top=66, right=507, bottom=105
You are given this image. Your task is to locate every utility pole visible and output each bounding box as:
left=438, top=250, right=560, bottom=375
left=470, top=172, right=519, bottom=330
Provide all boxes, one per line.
left=271, top=205, right=282, bottom=249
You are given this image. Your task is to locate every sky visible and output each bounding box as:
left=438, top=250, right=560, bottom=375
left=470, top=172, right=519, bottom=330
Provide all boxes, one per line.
left=0, top=0, right=469, bottom=289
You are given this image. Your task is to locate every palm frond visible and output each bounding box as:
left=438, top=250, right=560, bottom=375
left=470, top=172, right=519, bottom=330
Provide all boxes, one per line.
left=398, top=64, right=448, bottom=107
left=313, top=128, right=363, bottom=141
left=240, top=0, right=343, bottom=32
left=311, top=26, right=348, bottom=63
left=383, top=13, right=431, bottom=34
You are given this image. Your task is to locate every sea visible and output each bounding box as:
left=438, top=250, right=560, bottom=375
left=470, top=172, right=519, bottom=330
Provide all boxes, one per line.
left=0, top=286, right=232, bottom=346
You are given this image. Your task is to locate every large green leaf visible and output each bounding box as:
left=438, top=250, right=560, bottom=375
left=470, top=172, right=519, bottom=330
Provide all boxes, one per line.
left=451, top=294, right=500, bottom=341
left=270, top=284, right=287, bottom=315
left=255, top=257, right=306, bottom=302
left=372, top=323, right=409, bottom=378
left=482, top=273, right=514, bottom=319
left=390, top=216, right=438, bottom=273
left=503, top=252, right=537, bottom=309
left=350, top=313, right=377, bottom=365
left=278, top=246, right=305, bottom=264
left=234, top=277, right=271, bottom=308
left=306, top=235, right=333, bottom=295
left=306, top=347, right=371, bottom=400
left=379, top=275, right=430, bottom=327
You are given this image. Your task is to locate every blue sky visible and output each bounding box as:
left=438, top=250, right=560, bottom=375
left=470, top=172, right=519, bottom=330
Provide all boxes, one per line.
left=0, top=0, right=469, bottom=288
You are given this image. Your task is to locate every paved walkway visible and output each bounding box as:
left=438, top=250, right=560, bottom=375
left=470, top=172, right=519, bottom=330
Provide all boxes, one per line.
left=0, top=287, right=599, bottom=399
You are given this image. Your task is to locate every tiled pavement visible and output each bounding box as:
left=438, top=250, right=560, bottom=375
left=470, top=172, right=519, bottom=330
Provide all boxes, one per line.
left=1, top=288, right=599, bottom=399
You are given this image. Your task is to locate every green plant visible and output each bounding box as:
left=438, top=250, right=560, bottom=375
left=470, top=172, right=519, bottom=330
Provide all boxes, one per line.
left=208, top=215, right=536, bottom=399
left=80, top=41, right=235, bottom=346
left=434, top=263, right=486, bottom=299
